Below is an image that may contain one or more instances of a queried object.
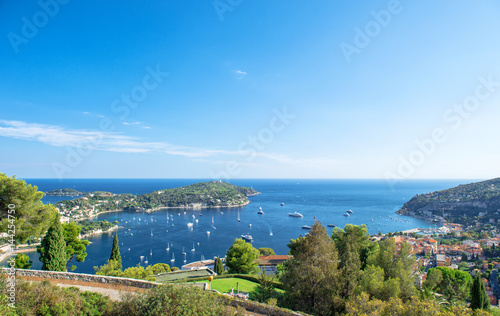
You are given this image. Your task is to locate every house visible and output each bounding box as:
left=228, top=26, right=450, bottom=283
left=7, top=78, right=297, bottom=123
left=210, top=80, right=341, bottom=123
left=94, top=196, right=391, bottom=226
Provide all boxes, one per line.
left=258, top=255, right=291, bottom=273
left=489, top=295, right=498, bottom=306
left=436, top=254, right=446, bottom=267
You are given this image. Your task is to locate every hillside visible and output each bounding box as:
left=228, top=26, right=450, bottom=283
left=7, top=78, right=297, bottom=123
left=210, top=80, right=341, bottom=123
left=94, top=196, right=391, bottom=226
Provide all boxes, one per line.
left=397, top=178, right=500, bottom=224
left=45, top=188, right=85, bottom=196
left=54, top=181, right=260, bottom=219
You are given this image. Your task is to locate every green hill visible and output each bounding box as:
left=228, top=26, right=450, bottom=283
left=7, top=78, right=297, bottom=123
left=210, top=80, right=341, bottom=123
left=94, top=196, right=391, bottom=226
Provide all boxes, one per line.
left=54, top=181, right=260, bottom=218
left=132, top=181, right=259, bottom=210
left=397, top=178, right=500, bottom=224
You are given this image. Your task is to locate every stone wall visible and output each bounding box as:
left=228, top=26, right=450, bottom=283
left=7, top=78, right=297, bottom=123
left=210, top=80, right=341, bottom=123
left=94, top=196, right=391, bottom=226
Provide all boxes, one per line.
left=2, top=268, right=158, bottom=289
left=223, top=297, right=310, bottom=316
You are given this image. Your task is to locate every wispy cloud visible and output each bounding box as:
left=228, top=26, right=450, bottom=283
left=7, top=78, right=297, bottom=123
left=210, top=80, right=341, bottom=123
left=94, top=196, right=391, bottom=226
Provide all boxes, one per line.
left=123, top=121, right=151, bottom=129
left=122, top=121, right=141, bottom=125
left=83, top=111, right=105, bottom=118
left=0, top=120, right=338, bottom=167
left=235, top=70, right=247, bottom=79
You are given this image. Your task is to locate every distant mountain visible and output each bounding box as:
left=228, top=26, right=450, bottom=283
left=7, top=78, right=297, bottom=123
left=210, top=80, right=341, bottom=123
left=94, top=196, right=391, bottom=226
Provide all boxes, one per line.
left=397, top=178, right=500, bottom=224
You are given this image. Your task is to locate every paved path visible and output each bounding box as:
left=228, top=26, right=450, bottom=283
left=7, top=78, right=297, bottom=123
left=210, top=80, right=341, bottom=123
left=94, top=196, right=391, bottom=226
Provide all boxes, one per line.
left=18, top=275, right=146, bottom=301
left=55, top=283, right=127, bottom=301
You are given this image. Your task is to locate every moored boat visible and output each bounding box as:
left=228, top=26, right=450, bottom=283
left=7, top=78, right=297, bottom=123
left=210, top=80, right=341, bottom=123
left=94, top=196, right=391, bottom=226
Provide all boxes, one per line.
left=241, top=234, right=253, bottom=242
left=288, top=212, right=303, bottom=217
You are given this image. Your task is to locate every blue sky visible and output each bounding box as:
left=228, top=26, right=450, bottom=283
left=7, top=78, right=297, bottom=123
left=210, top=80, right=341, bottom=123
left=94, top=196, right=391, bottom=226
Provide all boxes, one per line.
left=1, top=0, right=500, bottom=180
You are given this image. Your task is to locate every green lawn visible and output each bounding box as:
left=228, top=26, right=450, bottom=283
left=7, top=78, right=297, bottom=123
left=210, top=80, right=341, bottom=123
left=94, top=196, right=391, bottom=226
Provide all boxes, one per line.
left=209, top=278, right=259, bottom=294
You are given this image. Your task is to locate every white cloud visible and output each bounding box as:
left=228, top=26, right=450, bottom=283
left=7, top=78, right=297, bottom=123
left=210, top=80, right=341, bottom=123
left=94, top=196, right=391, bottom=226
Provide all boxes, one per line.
left=235, top=70, right=247, bottom=79
left=122, top=121, right=151, bottom=129
left=0, top=120, right=338, bottom=167
left=83, top=111, right=105, bottom=118
left=122, top=121, right=142, bottom=125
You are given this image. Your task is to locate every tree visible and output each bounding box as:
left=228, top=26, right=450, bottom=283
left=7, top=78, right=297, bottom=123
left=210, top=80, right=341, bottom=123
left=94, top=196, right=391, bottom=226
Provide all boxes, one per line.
left=423, top=268, right=443, bottom=290
left=462, top=252, right=469, bottom=262
left=38, top=214, right=67, bottom=271
left=63, top=222, right=89, bottom=271
left=109, top=231, right=122, bottom=270
left=470, top=273, right=490, bottom=310
left=393, top=242, right=416, bottom=301
left=214, top=256, right=223, bottom=275
left=332, top=224, right=378, bottom=271
left=458, top=262, right=469, bottom=271
left=14, top=253, right=32, bottom=269
left=258, top=247, right=276, bottom=256
left=226, top=238, right=260, bottom=274
left=372, top=238, right=415, bottom=301
left=280, top=221, right=341, bottom=315
left=253, top=268, right=276, bottom=303
left=94, top=259, right=123, bottom=277
left=122, top=265, right=149, bottom=280
left=0, top=173, right=57, bottom=244
left=331, top=224, right=379, bottom=301
left=359, top=265, right=401, bottom=301
left=146, top=263, right=171, bottom=275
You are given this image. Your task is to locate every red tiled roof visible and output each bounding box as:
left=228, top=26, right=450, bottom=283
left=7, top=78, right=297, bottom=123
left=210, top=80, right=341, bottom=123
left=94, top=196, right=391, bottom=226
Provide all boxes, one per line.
left=258, top=255, right=291, bottom=266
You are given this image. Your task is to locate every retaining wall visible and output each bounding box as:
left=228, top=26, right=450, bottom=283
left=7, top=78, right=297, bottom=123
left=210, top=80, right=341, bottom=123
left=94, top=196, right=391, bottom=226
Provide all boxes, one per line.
left=2, top=268, right=159, bottom=289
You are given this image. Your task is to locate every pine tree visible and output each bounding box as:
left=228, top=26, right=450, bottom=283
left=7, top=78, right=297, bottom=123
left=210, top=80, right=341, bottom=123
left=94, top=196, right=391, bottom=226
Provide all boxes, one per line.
left=38, top=214, right=67, bottom=272
left=109, top=231, right=122, bottom=270
left=226, top=238, right=260, bottom=274
left=254, top=268, right=276, bottom=303
left=470, top=272, right=490, bottom=310
left=280, top=221, right=341, bottom=315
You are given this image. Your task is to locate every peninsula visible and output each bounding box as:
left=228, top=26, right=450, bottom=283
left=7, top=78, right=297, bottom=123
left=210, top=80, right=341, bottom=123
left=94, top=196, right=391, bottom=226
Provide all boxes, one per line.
left=45, top=188, right=85, bottom=196
left=53, top=181, right=260, bottom=220
left=397, top=178, right=500, bottom=225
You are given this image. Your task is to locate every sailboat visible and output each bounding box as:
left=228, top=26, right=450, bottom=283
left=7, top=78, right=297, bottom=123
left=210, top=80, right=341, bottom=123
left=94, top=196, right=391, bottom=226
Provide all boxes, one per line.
left=212, top=216, right=214, bottom=225
left=170, top=253, right=175, bottom=263
left=191, top=243, right=195, bottom=252
left=237, top=210, right=241, bottom=222
left=182, top=247, right=186, bottom=255
left=151, top=229, right=153, bottom=236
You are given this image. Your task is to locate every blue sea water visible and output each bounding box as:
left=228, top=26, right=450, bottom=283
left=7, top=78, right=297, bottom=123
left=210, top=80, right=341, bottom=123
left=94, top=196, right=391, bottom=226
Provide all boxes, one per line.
left=6, top=178, right=474, bottom=274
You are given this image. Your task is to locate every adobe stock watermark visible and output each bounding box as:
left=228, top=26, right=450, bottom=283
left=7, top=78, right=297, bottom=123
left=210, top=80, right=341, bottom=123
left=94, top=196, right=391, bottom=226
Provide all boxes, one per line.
left=7, top=0, right=71, bottom=54
left=209, top=106, right=295, bottom=181
left=340, top=0, right=405, bottom=64
left=5, top=203, right=16, bottom=308
left=51, top=65, right=168, bottom=178
left=385, top=75, right=500, bottom=189
left=213, top=0, right=243, bottom=21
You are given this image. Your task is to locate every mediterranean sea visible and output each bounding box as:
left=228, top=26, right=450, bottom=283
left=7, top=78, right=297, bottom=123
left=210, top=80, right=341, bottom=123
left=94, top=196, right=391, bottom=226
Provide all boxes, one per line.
left=4, top=178, right=475, bottom=274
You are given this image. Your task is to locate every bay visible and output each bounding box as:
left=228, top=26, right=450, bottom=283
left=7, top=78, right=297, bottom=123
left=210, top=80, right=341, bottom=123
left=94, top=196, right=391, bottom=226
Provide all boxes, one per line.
left=5, top=178, right=473, bottom=274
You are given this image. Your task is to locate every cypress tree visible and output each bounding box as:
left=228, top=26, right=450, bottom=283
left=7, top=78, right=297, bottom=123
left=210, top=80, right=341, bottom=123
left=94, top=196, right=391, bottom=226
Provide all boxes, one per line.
left=38, top=214, right=67, bottom=272
left=214, top=256, right=223, bottom=275
left=109, top=231, right=122, bottom=270
left=470, top=272, right=490, bottom=310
